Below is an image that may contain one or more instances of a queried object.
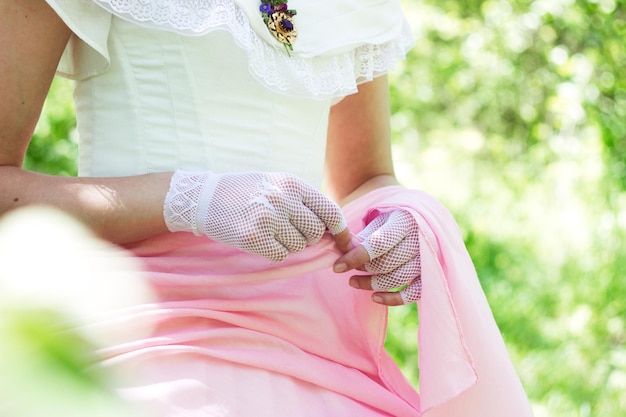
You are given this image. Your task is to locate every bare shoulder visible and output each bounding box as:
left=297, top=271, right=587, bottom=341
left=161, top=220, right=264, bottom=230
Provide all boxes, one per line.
left=0, top=0, right=71, bottom=167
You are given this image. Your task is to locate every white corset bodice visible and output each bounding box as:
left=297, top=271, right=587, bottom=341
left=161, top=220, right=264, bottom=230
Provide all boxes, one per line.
left=47, top=0, right=414, bottom=186
left=75, top=17, right=331, bottom=186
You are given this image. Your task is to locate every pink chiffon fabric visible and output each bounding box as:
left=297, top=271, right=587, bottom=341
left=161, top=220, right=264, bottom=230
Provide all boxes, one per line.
left=92, top=185, right=533, bottom=416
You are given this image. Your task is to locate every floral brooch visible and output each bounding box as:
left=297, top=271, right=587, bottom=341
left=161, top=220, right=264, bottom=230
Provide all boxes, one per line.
left=260, top=1, right=297, bottom=55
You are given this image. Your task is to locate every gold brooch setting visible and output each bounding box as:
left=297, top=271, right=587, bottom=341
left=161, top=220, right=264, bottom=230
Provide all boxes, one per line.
left=260, top=1, right=297, bottom=55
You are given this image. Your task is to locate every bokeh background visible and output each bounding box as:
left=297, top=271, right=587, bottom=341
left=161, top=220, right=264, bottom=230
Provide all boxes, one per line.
left=4, top=0, right=626, bottom=416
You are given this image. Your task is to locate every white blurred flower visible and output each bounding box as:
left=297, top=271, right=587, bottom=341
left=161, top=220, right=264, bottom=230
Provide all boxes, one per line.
left=0, top=206, right=153, bottom=319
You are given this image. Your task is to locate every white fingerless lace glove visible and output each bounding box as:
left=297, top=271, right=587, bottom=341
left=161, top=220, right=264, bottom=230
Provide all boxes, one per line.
left=163, top=170, right=347, bottom=262
left=357, top=209, right=422, bottom=304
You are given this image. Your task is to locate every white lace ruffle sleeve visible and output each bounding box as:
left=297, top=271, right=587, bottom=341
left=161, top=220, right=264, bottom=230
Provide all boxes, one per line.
left=46, top=0, right=413, bottom=99
left=46, top=0, right=112, bottom=80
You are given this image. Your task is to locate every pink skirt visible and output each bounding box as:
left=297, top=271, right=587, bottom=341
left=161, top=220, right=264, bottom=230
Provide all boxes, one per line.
left=88, top=186, right=532, bottom=417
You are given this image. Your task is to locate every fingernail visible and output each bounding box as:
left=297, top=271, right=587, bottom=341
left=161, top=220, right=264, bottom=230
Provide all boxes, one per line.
left=333, top=262, right=347, bottom=273
left=372, top=295, right=384, bottom=304
left=349, top=277, right=359, bottom=288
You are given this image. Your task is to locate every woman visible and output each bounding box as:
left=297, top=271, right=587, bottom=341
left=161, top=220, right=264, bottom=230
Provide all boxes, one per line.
left=0, top=0, right=533, bottom=416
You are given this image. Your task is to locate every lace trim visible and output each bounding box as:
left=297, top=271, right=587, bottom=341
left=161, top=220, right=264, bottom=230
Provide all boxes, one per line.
left=91, top=0, right=414, bottom=99
left=163, top=170, right=211, bottom=235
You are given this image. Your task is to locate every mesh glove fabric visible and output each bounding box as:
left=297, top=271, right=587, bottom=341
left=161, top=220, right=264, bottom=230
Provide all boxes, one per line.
left=357, top=209, right=421, bottom=304
left=163, top=170, right=347, bottom=262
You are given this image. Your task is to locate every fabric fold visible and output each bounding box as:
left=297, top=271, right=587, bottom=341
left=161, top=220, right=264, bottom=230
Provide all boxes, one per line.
left=91, top=185, right=533, bottom=416
left=345, top=186, right=533, bottom=416
left=45, top=0, right=112, bottom=79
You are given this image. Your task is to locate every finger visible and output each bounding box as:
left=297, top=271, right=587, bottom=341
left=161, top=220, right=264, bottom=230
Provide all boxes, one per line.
left=240, top=232, right=290, bottom=262
left=332, top=228, right=353, bottom=254
left=399, top=278, right=422, bottom=304
left=360, top=214, right=411, bottom=261
left=372, top=292, right=404, bottom=307
left=365, top=233, right=419, bottom=273
left=348, top=274, right=375, bottom=290
left=239, top=207, right=290, bottom=261
left=370, top=258, right=420, bottom=291
left=263, top=244, right=290, bottom=262
left=298, top=183, right=347, bottom=236
left=348, top=276, right=406, bottom=306
left=333, top=245, right=370, bottom=273
left=355, top=212, right=390, bottom=241
left=289, top=205, right=326, bottom=245
left=274, top=225, right=308, bottom=254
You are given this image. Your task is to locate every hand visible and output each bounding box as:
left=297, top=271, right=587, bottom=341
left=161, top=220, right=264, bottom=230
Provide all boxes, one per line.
left=334, top=209, right=421, bottom=306
left=163, top=171, right=348, bottom=262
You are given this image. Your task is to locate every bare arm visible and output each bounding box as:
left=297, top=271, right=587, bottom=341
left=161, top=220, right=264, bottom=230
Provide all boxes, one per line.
left=327, top=76, right=410, bottom=306
left=0, top=0, right=170, bottom=243
left=324, top=75, right=399, bottom=206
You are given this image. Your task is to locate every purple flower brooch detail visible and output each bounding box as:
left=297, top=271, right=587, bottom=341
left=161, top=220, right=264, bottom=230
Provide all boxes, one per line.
left=260, top=1, right=298, bottom=55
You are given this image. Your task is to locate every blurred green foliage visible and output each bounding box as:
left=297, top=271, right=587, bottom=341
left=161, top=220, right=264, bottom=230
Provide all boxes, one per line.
left=15, top=0, right=626, bottom=416
left=387, top=1, right=626, bottom=416
left=0, top=308, right=133, bottom=417
left=24, top=77, right=77, bottom=176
